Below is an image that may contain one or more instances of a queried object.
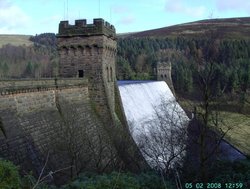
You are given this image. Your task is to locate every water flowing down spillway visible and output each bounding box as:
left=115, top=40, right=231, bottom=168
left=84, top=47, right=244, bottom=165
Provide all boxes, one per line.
left=118, top=81, right=246, bottom=166
left=118, top=81, right=187, bottom=129
left=118, top=81, right=189, bottom=168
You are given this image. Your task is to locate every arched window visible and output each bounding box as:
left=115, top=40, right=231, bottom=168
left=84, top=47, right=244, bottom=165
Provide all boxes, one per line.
left=106, top=67, right=109, bottom=82
left=62, top=46, right=68, bottom=55
left=86, top=45, right=91, bottom=55
left=164, top=74, right=167, bottom=78
left=77, top=45, right=84, bottom=55
left=110, top=67, right=113, bottom=82
left=161, top=74, right=163, bottom=79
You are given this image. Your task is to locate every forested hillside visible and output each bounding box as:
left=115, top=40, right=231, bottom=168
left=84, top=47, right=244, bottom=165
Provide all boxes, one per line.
left=0, top=33, right=57, bottom=78
left=117, top=17, right=250, bottom=95
left=0, top=18, right=250, bottom=188
left=117, top=37, right=250, bottom=93
left=0, top=18, right=249, bottom=96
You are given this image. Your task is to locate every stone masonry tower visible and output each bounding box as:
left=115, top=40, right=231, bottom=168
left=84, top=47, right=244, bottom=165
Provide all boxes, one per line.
left=157, top=60, right=175, bottom=94
left=57, top=18, right=117, bottom=121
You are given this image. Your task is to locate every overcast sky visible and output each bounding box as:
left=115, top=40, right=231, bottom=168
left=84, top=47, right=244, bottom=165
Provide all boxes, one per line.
left=0, top=0, right=250, bottom=35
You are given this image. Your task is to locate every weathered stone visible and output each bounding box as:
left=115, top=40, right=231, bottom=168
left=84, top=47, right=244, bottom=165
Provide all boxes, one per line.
left=0, top=18, right=147, bottom=183
left=157, top=61, right=175, bottom=94
left=57, top=18, right=117, bottom=126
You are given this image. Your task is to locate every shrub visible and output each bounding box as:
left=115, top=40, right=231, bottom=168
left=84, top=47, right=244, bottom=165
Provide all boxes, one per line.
left=209, top=159, right=250, bottom=187
left=63, top=171, right=173, bottom=189
left=135, top=171, right=174, bottom=189
left=64, top=172, right=139, bottom=189
left=0, top=159, right=21, bottom=189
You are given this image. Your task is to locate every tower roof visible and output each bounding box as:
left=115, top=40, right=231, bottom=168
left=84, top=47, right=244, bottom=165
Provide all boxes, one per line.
left=57, top=18, right=116, bottom=38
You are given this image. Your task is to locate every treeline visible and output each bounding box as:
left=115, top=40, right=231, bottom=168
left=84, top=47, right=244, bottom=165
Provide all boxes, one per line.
left=0, top=33, right=57, bottom=78
left=0, top=33, right=249, bottom=94
left=29, top=33, right=57, bottom=49
left=117, top=37, right=250, bottom=94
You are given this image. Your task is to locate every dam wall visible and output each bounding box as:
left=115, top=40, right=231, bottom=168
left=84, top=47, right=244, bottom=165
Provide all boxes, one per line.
left=0, top=18, right=149, bottom=182
left=0, top=79, right=120, bottom=178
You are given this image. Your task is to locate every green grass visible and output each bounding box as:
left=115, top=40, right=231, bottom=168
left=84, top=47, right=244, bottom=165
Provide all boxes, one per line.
left=178, top=97, right=250, bottom=156
left=0, top=34, right=33, bottom=47
left=220, top=112, right=250, bottom=156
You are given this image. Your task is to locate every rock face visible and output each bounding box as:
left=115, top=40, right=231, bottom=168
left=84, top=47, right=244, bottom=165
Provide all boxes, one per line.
left=0, top=19, right=147, bottom=184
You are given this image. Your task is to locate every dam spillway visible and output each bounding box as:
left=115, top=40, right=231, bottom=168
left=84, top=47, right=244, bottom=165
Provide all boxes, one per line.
left=118, top=80, right=189, bottom=167
left=117, top=80, right=189, bottom=136
left=117, top=80, right=246, bottom=166
left=118, top=81, right=186, bottom=123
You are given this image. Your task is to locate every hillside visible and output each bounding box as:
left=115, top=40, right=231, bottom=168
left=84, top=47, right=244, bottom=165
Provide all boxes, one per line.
left=116, top=17, right=250, bottom=157
left=0, top=34, right=56, bottom=78
left=0, top=17, right=249, bottom=187
left=0, top=35, right=33, bottom=47
left=125, top=17, right=250, bottom=39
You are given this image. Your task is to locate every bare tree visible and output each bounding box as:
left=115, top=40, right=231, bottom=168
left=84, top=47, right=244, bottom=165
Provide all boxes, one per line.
left=186, top=29, right=234, bottom=182
left=54, top=95, right=119, bottom=179
left=29, top=152, right=72, bottom=189
left=189, top=62, right=232, bottom=182
left=134, top=97, right=189, bottom=177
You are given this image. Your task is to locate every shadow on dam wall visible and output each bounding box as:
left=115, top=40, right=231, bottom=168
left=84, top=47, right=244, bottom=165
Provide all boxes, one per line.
left=0, top=79, right=119, bottom=182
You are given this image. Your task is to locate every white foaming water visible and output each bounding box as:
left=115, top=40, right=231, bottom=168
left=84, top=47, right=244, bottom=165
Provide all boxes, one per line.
left=118, top=81, right=246, bottom=166
left=118, top=80, right=189, bottom=168
left=119, top=81, right=173, bottom=125
left=118, top=81, right=188, bottom=135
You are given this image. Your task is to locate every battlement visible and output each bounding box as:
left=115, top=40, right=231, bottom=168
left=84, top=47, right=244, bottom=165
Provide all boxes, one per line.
left=157, top=61, right=171, bottom=68
left=57, top=18, right=116, bottom=38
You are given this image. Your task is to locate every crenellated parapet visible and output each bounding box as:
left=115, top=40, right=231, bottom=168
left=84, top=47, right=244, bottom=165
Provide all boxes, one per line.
left=57, top=18, right=116, bottom=39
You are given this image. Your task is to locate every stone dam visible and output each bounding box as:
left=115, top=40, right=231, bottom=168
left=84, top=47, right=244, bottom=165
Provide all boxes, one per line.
left=0, top=18, right=244, bottom=184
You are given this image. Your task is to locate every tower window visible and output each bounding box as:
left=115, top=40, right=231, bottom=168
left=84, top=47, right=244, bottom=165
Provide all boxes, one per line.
left=110, top=67, right=113, bottom=82
left=78, top=70, right=84, bottom=78
left=106, top=67, right=109, bottom=82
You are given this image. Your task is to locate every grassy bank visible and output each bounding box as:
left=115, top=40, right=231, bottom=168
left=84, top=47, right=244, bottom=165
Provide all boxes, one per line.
left=0, top=35, right=33, bottom=47
left=178, top=96, right=250, bottom=156
left=221, top=112, right=250, bottom=155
